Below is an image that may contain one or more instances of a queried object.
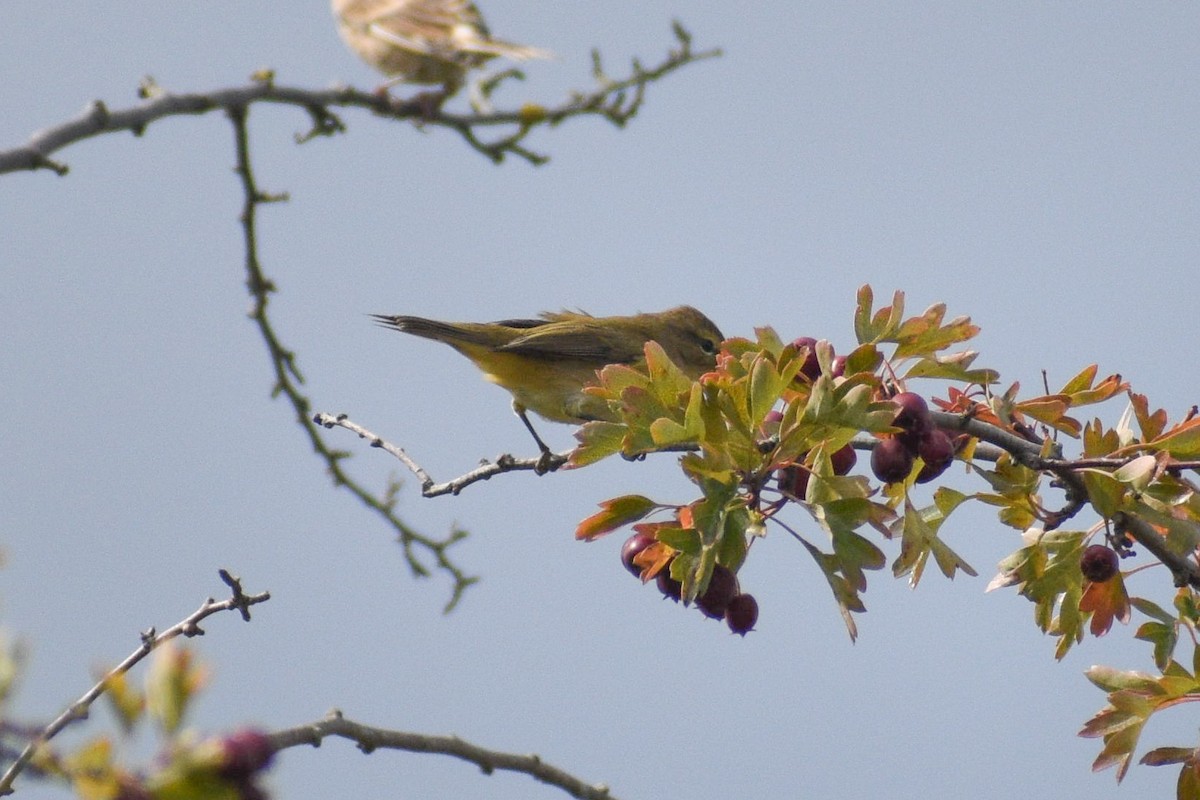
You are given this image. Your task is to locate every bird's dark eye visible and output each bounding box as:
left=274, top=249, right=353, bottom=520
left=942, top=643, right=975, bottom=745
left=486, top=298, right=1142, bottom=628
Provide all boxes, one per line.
left=699, top=339, right=717, bottom=355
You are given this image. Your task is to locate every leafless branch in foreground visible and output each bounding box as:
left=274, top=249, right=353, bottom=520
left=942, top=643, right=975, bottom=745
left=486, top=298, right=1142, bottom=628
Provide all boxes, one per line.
left=269, top=709, right=619, bottom=800
left=0, top=570, right=269, bottom=796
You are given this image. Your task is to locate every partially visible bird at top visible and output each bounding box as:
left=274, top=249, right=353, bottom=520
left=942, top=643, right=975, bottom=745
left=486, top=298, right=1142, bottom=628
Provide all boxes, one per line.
left=331, top=0, right=551, bottom=101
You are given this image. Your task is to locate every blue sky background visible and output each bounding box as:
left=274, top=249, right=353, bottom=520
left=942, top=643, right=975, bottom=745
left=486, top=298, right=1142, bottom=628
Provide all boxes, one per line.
left=3, top=3, right=1198, bottom=798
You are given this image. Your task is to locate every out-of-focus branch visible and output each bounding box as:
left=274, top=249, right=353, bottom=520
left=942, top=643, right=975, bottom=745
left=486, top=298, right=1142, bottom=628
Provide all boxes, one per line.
left=227, top=111, right=477, bottom=612
left=313, top=412, right=565, bottom=497
left=0, top=570, right=268, bottom=796
left=0, top=22, right=719, bottom=175
left=269, top=709, right=619, bottom=800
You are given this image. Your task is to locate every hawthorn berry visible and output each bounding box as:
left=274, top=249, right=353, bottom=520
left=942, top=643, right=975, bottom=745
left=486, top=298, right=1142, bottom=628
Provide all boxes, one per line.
left=216, top=728, right=275, bottom=781
left=870, top=438, right=914, bottom=484
left=697, top=565, right=739, bottom=619
left=620, top=531, right=657, bottom=577
left=790, top=337, right=821, bottom=382
left=915, top=429, right=955, bottom=483
left=725, top=594, right=759, bottom=636
left=1080, top=544, right=1120, bottom=583
left=890, top=392, right=931, bottom=447
left=778, top=464, right=811, bottom=499
left=656, top=566, right=683, bottom=601
left=830, top=444, right=857, bottom=476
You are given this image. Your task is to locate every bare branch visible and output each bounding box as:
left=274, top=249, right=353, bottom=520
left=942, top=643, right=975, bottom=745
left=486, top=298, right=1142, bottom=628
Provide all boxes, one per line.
left=226, top=112, right=477, bottom=612
left=313, top=412, right=567, bottom=497
left=0, top=570, right=269, bottom=796
left=0, top=23, right=720, bottom=175
left=269, top=709, right=618, bottom=800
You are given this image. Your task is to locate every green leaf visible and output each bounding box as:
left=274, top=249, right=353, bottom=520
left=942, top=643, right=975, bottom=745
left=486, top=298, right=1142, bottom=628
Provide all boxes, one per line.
left=748, top=353, right=783, bottom=426
left=902, top=353, right=998, bottom=385
left=842, top=343, right=883, bottom=376
left=892, top=497, right=976, bottom=585
left=1149, top=416, right=1200, bottom=457
left=1085, top=665, right=1161, bottom=694
left=1079, top=469, right=1126, bottom=518
left=797, top=536, right=865, bottom=642
left=569, top=421, right=626, bottom=467
left=657, top=527, right=701, bottom=555
left=1130, top=596, right=1176, bottom=625
left=1113, top=455, right=1158, bottom=492
left=146, top=642, right=205, bottom=736
left=892, top=304, right=981, bottom=358
left=717, top=505, right=753, bottom=571
left=854, top=286, right=905, bottom=344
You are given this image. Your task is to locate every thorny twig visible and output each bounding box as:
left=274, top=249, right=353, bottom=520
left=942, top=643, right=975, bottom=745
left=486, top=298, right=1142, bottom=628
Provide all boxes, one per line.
left=0, top=571, right=269, bottom=796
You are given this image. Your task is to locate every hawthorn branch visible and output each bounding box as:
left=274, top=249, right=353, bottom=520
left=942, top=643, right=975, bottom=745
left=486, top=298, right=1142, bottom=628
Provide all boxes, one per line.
left=227, top=111, right=476, bottom=612
left=1114, top=511, right=1200, bottom=590
left=313, top=412, right=566, bottom=497
left=0, top=570, right=269, bottom=796
left=269, top=709, right=618, bottom=800
left=0, top=22, right=719, bottom=175
left=932, top=410, right=1090, bottom=529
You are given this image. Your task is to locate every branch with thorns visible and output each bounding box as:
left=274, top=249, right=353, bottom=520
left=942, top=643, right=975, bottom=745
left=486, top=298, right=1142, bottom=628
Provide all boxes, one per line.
left=0, top=22, right=719, bottom=175
left=0, top=570, right=269, bottom=796
left=269, top=709, right=619, bottom=800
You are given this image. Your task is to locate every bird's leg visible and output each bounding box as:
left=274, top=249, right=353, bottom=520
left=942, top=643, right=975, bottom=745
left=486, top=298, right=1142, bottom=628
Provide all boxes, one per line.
left=512, top=402, right=564, bottom=474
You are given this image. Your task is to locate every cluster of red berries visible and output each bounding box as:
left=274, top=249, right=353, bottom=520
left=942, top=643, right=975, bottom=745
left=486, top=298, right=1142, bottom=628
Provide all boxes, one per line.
left=870, top=392, right=955, bottom=484
left=776, top=443, right=857, bottom=499
left=621, top=532, right=758, bottom=635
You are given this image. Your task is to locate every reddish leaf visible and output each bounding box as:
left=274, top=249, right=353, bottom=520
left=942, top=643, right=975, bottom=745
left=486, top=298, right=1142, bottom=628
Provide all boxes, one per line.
left=575, top=495, right=657, bottom=541
left=1079, top=575, right=1132, bottom=637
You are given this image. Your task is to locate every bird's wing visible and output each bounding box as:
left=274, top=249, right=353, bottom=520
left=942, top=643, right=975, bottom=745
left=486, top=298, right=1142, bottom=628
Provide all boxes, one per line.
left=499, top=320, right=643, bottom=365
left=358, top=0, right=476, bottom=56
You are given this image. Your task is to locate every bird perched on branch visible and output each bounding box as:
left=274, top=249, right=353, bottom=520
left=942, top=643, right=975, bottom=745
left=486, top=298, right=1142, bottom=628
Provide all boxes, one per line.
left=331, top=0, right=550, bottom=98
left=372, top=307, right=724, bottom=468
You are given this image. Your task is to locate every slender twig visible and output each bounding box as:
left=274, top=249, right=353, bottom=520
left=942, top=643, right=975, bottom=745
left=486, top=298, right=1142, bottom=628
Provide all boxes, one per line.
left=931, top=410, right=1090, bottom=529
left=226, top=111, right=477, bottom=612
left=269, top=709, right=617, bottom=800
left=0, top=570, right=269, bottom=796
left=313, top=412, right=567, bottom=497
left=0, top=24, right=720, bottom=175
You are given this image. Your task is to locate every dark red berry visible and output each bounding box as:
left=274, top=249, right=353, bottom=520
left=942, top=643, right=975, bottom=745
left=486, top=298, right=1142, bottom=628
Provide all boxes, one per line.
left=790, top=337, right=821, bottom=382
left=1080, top=544, right=1120, bottom=583
left=830, top=355, right=848, bottom=378
left=656, top=566, right=683, bottom=601
left=697, top=565, right=739, bottom=619
left=870, top=438, right=914, bottom=484
left=830, top=444, right=857, bottom=476
left=620, top=531, right=657, bottom=577
left=890, top=392, right=931, bottom=449
left=915, top=429, right=955, bottom=483
left=778, top=464, right=811, bottom=499
left=217, top=729, right=275, bottom=781
left=725, top=594, right=759, bottom=635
